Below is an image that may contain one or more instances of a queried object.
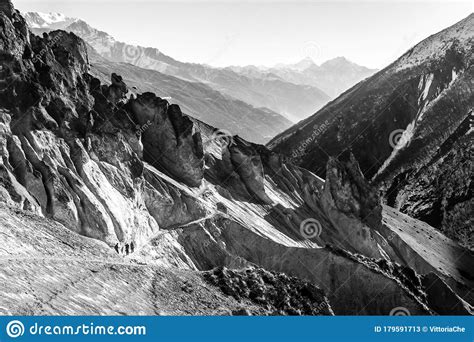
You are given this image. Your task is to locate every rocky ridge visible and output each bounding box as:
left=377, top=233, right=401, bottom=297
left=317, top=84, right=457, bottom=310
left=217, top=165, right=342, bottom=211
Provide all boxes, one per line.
left=88, top=52, right=292, bottom=144
left=268, top=14, right=473, bottom=250
left=24, top=12, right=331, bottom=125
left=0, top=1, right=472, bottom=315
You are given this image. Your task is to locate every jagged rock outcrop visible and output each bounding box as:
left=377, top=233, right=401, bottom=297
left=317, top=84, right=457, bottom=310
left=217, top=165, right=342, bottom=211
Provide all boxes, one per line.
left=0, top=1, right=206, bottom=251
left=107, top=72, right=127, bottom=103
left=0, top=3, right=472, bottom=316
left=0, top=0, right=14, bottom=17
left=314, top=152, right=389, bottom=259
left=322, top=152, right=382, bottom=230
left=130, top=93, right=204, bottom=187
left=205, top=135, right=272, bottom=204
left=268, top=14, right=473, bottom=249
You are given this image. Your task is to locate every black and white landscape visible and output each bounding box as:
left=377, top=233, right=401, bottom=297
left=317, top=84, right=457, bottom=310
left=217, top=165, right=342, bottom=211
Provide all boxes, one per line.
left=0, top=0, right=472, bottom=315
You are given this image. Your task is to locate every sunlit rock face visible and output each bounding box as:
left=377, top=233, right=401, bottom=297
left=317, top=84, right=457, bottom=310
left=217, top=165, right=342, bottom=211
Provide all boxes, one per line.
left=0, top=4, right=472, bottom=316
left=130, top=93, right=204, bottom=188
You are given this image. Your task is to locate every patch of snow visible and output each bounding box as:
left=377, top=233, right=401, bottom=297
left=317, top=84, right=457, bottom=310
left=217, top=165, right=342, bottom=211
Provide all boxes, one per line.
left=421, top=73, right=434, bottom=101
left=36, top=12, right=68, bottom=26
left=399, top=122, right=415, bottom=150
left=24, top=11, right=77, bottom=30
left=373, top=121, right=415, bottom=179
left=417, top=74, right=424, bottom=91
left=449, top=68, right=459, bottom=87
left=418, top=67, right=464, bottom=123
left=416, top=73, right=434, bottom=121
left=468, top=111, right=474, bottom=135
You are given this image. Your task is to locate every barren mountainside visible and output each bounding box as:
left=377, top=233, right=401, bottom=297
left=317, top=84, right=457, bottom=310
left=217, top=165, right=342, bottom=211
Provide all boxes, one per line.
left=0, top=1, right=473, bottom=315
left=269, top=13, right=474, bottom=250
left=87, top=49, right=292, bottom=144
left=24, top=12, right=331, bottom=124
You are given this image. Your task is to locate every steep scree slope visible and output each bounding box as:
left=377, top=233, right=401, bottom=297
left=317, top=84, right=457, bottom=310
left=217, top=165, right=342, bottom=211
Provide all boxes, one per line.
left=0, top=3, right=472, bottom=315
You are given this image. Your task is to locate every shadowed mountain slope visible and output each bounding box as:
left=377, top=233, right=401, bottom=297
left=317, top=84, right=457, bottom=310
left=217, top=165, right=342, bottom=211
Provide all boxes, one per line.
left=0, top=2, right=471, bottom=315
left=24, top=12, right=331, bottom=123
left=88, top=49, right=292, bottom=144
left=269, top=14, right=474, bottom=250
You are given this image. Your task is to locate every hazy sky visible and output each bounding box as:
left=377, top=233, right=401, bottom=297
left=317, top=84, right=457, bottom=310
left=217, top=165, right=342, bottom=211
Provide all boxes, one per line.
left=14, top=0, right=473, bottom=69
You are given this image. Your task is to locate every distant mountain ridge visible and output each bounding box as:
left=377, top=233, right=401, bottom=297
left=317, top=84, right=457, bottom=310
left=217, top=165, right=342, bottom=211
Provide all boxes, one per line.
left=88, top=49, right=292, bottom=144
left=24, top=12, right=295, bottom=144
left=21, top=11, right=76, bottom=29
left=228, top=56, right=378, bottom=98
left=24, top=11, right=330, bottom=123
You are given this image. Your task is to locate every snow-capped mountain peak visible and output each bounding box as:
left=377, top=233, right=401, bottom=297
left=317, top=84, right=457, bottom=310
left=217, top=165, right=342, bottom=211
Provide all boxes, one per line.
left=289, top=57, right=317, bottom=71
left=273, top=57, right=317, bottom=71
left=23, top=11, right=77, bottom=29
